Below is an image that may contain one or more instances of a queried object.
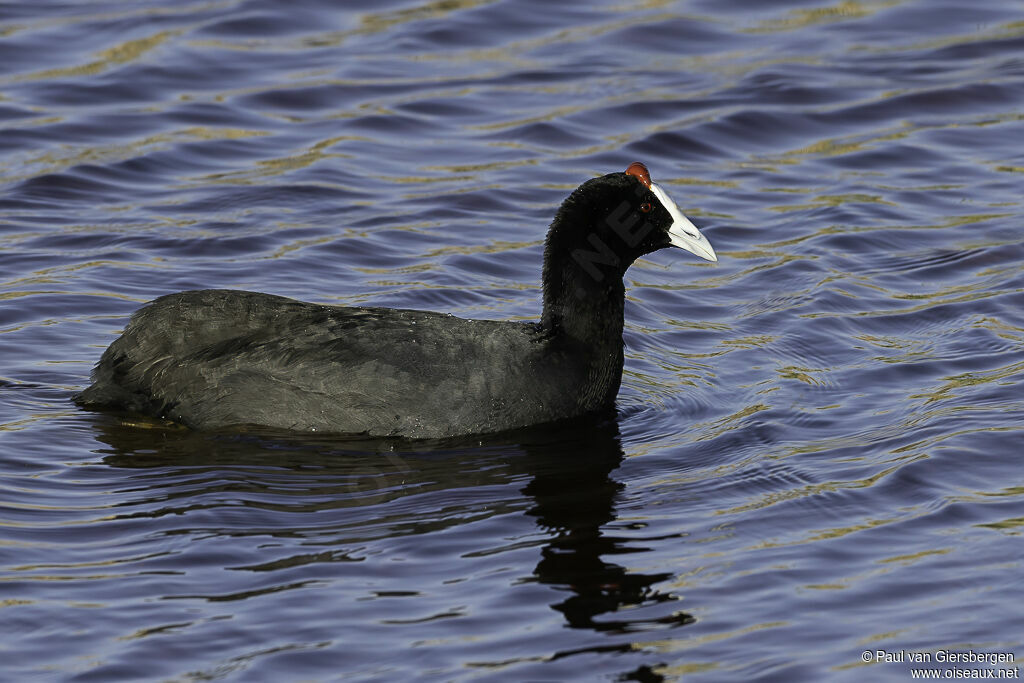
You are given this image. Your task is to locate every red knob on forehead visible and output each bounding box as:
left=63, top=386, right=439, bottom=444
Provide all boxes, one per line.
left=624, top=161, right=651, bottom=188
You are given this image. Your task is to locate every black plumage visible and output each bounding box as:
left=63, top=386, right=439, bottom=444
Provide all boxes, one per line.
left=75, top=163, right=716, bottom=438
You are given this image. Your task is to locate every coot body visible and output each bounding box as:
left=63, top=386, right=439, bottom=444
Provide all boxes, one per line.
left=75, top=163, right=717, bottom=438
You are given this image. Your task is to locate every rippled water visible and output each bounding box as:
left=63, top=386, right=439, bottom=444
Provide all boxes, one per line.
left=2, top=1, right=1023, bottom=680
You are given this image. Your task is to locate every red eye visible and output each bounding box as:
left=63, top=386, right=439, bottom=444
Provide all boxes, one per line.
left=640, top=202, right=652, bottom=213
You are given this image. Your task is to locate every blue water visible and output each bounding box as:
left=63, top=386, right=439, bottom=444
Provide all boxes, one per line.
left=2, top=1, right=1023, bottom=680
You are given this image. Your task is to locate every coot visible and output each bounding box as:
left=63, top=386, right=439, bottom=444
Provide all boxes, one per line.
left=75, top=162, right=716, bottom=438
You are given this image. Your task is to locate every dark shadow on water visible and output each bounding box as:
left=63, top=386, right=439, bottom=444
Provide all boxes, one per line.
left=87, top=412, right=693, bottom=670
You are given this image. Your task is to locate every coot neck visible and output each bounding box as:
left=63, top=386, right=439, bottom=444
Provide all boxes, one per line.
left=540, top=211, right=628, bottom=351
left=541, top=262, right=626, bottom=347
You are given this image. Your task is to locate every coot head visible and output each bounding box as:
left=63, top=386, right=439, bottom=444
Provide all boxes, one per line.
left=545, top=162, right=715, bottom=277
left=542, top=162, right=716, bottom=328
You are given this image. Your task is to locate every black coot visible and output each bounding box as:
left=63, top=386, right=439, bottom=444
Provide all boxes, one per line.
left=75, top=162, right=717, bottom=438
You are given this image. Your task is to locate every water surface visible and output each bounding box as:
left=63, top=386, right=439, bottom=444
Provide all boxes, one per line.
left=2, top=0, right=1023, bottom=680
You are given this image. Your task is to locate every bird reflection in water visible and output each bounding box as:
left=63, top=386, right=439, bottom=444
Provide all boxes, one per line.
left=89, top=412, right=694, bottom=675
